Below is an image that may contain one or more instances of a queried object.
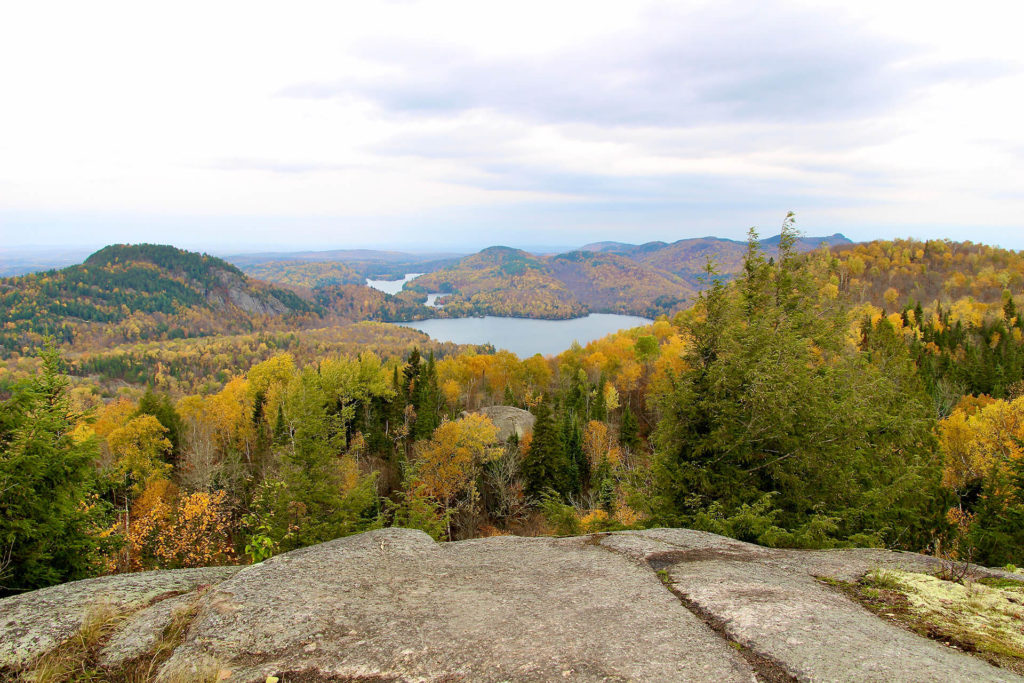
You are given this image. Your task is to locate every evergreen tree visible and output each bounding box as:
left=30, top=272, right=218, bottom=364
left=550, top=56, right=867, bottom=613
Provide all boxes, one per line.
left=0, top=344, right=105, bottom=595
left=522, top=402, right=572, bottom=499
left=619, top=402, right=640, bottom=451
left=402, top=348, right=422, bottom=401
left=654, top=217, right=944, bottom=549
left=413, top=352, right=441, bottom=440
left=560, top=410, right=584, bottom=495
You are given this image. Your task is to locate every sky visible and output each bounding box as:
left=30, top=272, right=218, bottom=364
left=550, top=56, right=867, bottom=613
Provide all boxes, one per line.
left=2, top=0, right=1024, bottom=253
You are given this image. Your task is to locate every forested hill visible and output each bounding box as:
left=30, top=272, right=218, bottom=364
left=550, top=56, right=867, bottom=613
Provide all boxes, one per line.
left=408, top=247, right=588, bottom=319
left=0, top=244, right=344, bottom=356
left=406, top=246, right=694, bottom=319
left=581, top=233, right=851, bottom=289
left=403, top=234, right=847, bottom=318
left=831, top=238, right=1024, bottom=310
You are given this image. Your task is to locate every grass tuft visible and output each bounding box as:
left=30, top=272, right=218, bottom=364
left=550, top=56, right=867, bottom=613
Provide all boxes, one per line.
left=19, top=590, right=220, bottom=683
left=23, top=602, right=126, bottom=682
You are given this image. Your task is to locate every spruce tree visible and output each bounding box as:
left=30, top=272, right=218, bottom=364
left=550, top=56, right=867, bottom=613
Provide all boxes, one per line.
left=653, top=216, right=944, bottom=549
left=619, top=403, right=640, bottom=451
left=0, top=344, right=104, bottom=595
left=413, top=352, right=441, bottom=440
left=561, top=410, right=584, bottom=496
left=522, top=402, right=572, bottom=499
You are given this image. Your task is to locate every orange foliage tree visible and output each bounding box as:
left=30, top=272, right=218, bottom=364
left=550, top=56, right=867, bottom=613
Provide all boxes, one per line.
left=123, top=479, right=236, bottom=571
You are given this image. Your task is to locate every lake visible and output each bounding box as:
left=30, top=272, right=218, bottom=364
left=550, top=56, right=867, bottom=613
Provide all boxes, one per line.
left=365, top=273, right=423, bottom=295
left=394, top=313, right=652, bottom=357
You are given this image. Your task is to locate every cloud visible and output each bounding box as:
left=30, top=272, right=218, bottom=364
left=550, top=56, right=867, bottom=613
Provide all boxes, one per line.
left=2, top=0, right=1023, bottom=251
left=281, top=3, right=1005, bottom=129
left=207, top=159, right=371, bottom=175
left=449, top=161, right=886, bottom=212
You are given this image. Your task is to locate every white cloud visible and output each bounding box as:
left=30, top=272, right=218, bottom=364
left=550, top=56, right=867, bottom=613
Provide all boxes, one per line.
left=1, top=0, right=1023, bottom=249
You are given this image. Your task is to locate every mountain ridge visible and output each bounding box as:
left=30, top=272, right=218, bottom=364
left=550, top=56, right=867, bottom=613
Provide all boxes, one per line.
left=0, top=244, right=433, bottom=357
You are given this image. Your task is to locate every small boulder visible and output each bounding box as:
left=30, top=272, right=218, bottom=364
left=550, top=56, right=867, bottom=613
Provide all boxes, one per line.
left=469, top=405, right=535, bottom=442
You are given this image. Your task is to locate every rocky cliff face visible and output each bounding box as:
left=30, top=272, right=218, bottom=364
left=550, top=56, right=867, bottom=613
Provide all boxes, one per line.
left=1, top=528, right=1020, bottom=682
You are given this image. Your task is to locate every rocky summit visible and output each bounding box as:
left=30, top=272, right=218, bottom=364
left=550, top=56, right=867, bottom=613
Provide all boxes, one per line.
left=1, top=528, right=1020, bottom=682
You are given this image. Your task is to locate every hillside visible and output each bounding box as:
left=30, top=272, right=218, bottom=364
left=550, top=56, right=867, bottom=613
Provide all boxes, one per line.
left=582, top=233, right=852, bottom=288
left=832, top=238, right=1024, bottom=310
left=0, top=244, right=438, bottom=358
left=546, top=250, right=694, bottom=317
left=406, top=234, right=853, bottom=319
left=410, top=246, right=587, bottom=319
left=409, top=246, right=693, bottom=319
left=0, top=244, right=323, bottom=356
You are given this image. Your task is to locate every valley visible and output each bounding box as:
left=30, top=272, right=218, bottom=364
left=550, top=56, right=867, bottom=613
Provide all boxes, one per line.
left=4, top=228, right=1024, bottom=678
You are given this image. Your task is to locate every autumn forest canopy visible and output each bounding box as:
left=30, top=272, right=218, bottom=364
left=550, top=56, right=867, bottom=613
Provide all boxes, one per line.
left=3, top=220, right=1024, bottom=596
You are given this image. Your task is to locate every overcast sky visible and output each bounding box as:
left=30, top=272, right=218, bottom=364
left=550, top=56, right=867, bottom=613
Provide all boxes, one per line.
left=2, top=0, right=1023, bottom=252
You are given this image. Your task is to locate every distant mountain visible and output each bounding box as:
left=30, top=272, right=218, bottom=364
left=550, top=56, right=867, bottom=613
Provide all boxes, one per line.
left=226, top=249, right=464, bottom=280
left=405, top=234, right=856, bottom=319
left=579, top=233, right=853, bottom=288
left=762, top=233, right=850, bottom=248
left=546, top=251, right=693, bottom=316
left=0, top=244, right=323, bottom=356
left=580, top=233, right=849, bottom=254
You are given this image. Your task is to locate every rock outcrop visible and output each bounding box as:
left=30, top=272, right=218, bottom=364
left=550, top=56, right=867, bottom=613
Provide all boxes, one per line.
left=1, top=529, right=1020, bottom=682
left=471, top=405, right=535, bottom=442
left=0, top=566, right=239, bottom=670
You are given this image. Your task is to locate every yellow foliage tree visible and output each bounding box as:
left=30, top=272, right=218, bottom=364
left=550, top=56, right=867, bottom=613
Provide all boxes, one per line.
left=411, top=414, right=500, bottom=539
left=939, top=396, right=1024, bottom=494
left=107, top=415, right=172, bottom=495
left=582, top=420, right=612, bottom=470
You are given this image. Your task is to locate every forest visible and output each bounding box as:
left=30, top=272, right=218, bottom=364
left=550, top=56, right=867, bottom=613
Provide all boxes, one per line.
left=0, top=244, right=441, bottom=361
left=2, top=222, right=1024, bottom=596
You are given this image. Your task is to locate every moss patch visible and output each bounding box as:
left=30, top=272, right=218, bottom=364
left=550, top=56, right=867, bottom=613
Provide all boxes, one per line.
left=832, top=569, right=1024, bottom=675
